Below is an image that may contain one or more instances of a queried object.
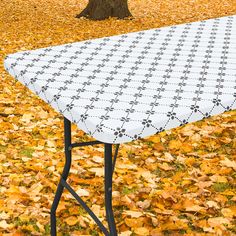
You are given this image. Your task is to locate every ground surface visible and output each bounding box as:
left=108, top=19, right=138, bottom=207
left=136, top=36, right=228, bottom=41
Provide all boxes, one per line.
left=0, top=0, right=236, bottom=235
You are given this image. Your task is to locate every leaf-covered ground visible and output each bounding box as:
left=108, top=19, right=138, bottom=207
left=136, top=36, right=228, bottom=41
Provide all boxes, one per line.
left=0, top=0, right=236, bottom=235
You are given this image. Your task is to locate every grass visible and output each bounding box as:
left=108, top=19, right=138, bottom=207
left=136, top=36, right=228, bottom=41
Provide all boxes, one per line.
left=15, top=218, right=40, bottom=232
left=91, top=230, right=99, bottom=236
left=44, top=223, right=50, bottom=234
left=0, top=145, right=7, bottom=151
left=212, top=182, right=231, bottom=192
left=122, top=186, right=137, bottom=195
left=19, top=147, right=34, bottom=158
left=153, top=168, right=162, bottom=177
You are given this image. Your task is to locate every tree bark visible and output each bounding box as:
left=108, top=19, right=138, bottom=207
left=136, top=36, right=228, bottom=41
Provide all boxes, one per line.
left=76, top=0, right=132, bottom=20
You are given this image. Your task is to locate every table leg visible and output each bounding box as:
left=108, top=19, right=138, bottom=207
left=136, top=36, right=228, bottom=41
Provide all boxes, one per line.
left=105, top=143, right=118, bottom=236
left=50, top=117, right=119, bottom=235
left=50, top=117, right=72, bottom=236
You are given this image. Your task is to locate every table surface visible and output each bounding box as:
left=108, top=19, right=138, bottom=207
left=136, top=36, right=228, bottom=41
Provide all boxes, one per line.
left=4, top=15, right=236, bottom=144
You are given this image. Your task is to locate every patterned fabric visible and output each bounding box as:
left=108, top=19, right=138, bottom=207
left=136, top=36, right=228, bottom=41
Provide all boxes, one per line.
left=4, top=15, right=236, bottom=144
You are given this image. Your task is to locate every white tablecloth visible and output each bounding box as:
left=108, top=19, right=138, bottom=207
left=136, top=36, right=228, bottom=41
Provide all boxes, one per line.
left=4, top=15, right=236, bottom=144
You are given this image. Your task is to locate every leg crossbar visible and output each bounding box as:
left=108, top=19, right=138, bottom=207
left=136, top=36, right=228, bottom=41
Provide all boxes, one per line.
left=50, top=117, right=119, bottom=236
left=60, top=178, right=110, bottom=235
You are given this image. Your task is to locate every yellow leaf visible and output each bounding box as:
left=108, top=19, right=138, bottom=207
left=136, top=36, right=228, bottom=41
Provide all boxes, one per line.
left=180, top=143, right=193, bottom=152
left=4, top=107, right=14, bottom=114
left=153, top=143, right=164, bottom=152
left=209, top=175, right=228, bottom=183
left=21, top=224, right=35, bottom=231
left=134, top=227, right=150, bottom=235
left=168, top=140, right=182, bottom=150
left=36, top=221, right=45, bottom=232
left=29, top=182, right=44, bottom=194
left=150, top=228, right=162, bottom=236
left=125, top=217, right=144, bottom=228
left=214, top=194, right=228, bottom=204
left=21, top=113, right=34, bottom=123
left=158, top=190, right=177, bottom=202
left=194, top=219, right=208, bottom=229
left=146, top=136, right=160, bottom=143
left=161, top=220, right=188, bottom=230
left=221, top=190, right=235, bottom=196
left=185, top=205, right=205, bottom=212
left=123, top=210, right=143, bottom=218
left=38, top=109, right=48, bottom=119
left=155, top=152, right=174, bottom=162
left=151, top=217, right=158, bottom=227
left=154, top=208, right=173, bottom=215
left=117, top=163, right=137, bottom=169
left=65, top=216, right=79, bottom=226
left=19, top=215, right=30, bottom=222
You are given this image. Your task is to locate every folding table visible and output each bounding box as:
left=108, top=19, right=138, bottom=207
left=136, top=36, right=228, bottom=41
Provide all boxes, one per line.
left=4, top=14, right=236, bottom=235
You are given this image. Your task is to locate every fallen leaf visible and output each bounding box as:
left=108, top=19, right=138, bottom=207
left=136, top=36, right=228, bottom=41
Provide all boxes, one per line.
left=0, top=220, right=13, bottom=229
left=208, top=217, right=231, bottom=227
left=89, top=167, right=104, bottom=177
left=206, top=201, right=219, bottom=209
left=76, top=188, right=89, bottom=197
left=123, top=211, right=143, bottom=218
left=158, top=163, right=174, bottom=171
left=220, top=158, right=236, bottom=170
left=221, top=208, right=235, bottom=218
left=185, top=205, right=205, bottom=212
left=119, top=231, right=132, bottom=236
left=136, top=200, right=151, bottom=209
left=134, top=227, right=150, bottom=235
left=92, top=156, right=103, bottom=163
left=65, top=216, right=79, bottom=226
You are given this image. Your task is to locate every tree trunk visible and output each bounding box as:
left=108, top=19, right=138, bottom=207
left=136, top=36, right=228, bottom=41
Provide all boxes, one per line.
left=76, top=0, right=132, bottom=20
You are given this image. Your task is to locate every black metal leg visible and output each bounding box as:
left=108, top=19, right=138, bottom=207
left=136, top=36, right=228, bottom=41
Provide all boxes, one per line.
left=50, top=118, right=72, bottom=236
left=105, top=144, right=118, bottom=236
left=112, top=144, right=120, bottom=176
left=50, top=117, right=119, bottom=235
